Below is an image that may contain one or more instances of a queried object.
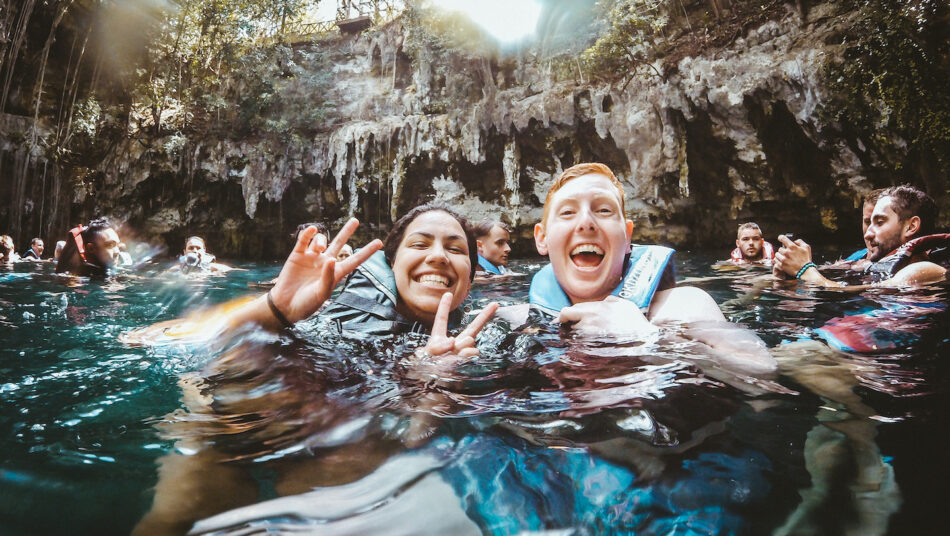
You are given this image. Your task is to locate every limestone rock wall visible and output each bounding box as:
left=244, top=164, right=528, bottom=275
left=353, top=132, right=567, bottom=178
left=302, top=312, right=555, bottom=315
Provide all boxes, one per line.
left=0, top=3, right=894, bottom=258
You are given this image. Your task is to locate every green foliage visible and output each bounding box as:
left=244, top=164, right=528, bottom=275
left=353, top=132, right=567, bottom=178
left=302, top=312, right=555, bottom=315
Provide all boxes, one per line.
left=125, top=0, right=326, bottom=137
left=821, top=0, right=950, bottom=178
left=230, top=45, right=336, bottom=140
left=579, top=0, right=671, bottom=85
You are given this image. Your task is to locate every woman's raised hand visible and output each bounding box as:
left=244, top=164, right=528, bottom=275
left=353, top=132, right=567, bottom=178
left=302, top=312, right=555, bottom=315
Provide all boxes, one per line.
left=269, top=218, right=382, bottom=324
left=411, top=292, right=498, bottom=378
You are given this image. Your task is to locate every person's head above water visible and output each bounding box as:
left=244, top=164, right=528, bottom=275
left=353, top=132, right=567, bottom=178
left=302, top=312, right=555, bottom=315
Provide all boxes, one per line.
left=864, top=185, right=937, bottom=262
left=736, top=222, right=765, bottom=261
left=183, top=236, right=206, bottom=255
left=534, top=163, right=633, bottom=304
left=0, top=235, right=14, bottom=262
left=294, top=222, right=328, bottom=243
left=30, top=238, right=44, bottom=256
left=474, top=219, right=511, bottom=269
left=55, top=218, right=121, bottom=276
left=383, top=203, right=477, bottom=325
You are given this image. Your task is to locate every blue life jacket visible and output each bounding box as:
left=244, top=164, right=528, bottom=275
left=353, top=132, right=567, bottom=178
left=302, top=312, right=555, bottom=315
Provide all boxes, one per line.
left=322, top=250, right=459, bottom=335
left=477, top=254, right=506, bottom=275
left=529, top=245, right=675, bottom=316
left=844, top=248, right=867, bottom=262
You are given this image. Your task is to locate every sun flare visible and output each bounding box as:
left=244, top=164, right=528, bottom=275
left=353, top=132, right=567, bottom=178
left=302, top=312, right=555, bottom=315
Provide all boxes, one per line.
left=429, top=0, right=543, bottom=45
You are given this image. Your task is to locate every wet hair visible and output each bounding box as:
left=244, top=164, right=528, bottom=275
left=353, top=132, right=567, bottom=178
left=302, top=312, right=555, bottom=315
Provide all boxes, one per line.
left=863, top=188, right=885, bottom=207
left=736, top=222, right=763, bottom=238
left=474, top=219, right=509, bottom=239
left=878, top=185, right=937, bottom=236
left=383, top=203, right=478, bottom=281
left=0, top=235, right=13, bottom=259
left=543, top=163, right=626, bottom=225
left=293, top=222, right=328, bottom=241
left=56, top=217, right=115, bottom=274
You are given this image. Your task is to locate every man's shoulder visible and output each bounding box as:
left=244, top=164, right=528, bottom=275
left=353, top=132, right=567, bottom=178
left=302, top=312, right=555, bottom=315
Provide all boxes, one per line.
left=884, top=260, right=947, bottom=287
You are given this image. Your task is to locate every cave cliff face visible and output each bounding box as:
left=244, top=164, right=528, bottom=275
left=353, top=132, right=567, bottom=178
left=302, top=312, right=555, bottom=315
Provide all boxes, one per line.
left=0, top=4, right=900, bottom=258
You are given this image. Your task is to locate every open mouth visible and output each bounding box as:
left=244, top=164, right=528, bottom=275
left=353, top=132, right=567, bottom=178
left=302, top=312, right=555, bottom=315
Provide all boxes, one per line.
left=570, top=244, right=604, bottom=268
left=416, top=273, right=451, bottom=288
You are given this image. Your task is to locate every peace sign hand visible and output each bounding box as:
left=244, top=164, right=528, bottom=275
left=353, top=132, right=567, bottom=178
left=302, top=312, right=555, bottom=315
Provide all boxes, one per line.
left=409, top=292, right=498, bottom=382
left=269, top=218, right=382, bottom=324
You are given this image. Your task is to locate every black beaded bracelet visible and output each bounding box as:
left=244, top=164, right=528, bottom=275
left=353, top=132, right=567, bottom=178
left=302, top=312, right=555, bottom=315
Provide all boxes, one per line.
left=266, top=290, right=294, bottom=329
left=796, top=262, right=817, bottom=279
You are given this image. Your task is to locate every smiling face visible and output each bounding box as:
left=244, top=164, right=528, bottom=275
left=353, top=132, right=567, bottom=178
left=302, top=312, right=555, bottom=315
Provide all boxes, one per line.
left=392, top=211, right=473, bottom=324
left=32, top=240, right=44, bottom=255
left=736, top=228, right=764, bottom=260
left=477, top=225, right=511, bottom=267
left=864, top=196, right=920, bottom=261
left=534, top=173, right=633, bottom=304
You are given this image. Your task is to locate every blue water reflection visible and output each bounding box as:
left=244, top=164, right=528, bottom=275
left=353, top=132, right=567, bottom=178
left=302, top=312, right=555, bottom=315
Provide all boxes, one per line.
left=1, top=254, right=946, bottom=535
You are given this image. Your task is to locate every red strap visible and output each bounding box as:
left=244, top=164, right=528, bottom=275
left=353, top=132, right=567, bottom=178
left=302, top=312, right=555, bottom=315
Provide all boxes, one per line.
left=69, top=225, right=87, bottom=263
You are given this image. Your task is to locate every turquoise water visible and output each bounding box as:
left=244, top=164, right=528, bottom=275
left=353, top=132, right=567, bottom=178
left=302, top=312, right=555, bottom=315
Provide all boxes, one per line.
left=0, top=255, right=946, bottom=535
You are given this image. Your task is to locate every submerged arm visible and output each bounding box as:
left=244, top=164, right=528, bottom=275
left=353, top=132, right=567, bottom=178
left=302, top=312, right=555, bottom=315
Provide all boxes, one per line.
left=649, top=286, right=777, bottom=376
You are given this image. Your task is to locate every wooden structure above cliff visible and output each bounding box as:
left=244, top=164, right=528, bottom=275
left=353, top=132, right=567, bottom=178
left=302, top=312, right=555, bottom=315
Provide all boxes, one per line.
left=336, top=0, right=402, bottom=33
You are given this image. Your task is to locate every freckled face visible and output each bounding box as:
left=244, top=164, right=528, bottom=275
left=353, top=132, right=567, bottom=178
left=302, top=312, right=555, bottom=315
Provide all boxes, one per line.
left=534, top=174, right=633, bottom=304
left=392, top=211, right=472, bottom=325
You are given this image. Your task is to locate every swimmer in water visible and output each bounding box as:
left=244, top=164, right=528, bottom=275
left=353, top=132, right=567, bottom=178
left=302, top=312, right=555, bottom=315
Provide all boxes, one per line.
left=474, top=219, right=511, bottom=276
left=22, top=238, right=45, bottom=261
left=337, top=243, right=353, bottom=261
left=730, top=222, right=774, bottom=265
left=53, top=240, right=66, bottom=261
left=127, top=205, right=497, bottom=361
left=0, top=235, right=18, bottom=263
left=55, top=218, right=121, bottom=277
left=172, top=236, right=233, bottom=274
left=774, top=185, right=948, bottom=288
left=502, top=162, right=776, bottom=375
left=128, top=206, right=498, bottom=534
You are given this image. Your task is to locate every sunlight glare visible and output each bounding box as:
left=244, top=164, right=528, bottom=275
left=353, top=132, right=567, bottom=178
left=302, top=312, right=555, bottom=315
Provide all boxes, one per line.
left=430, top=0, right=543, bottom=44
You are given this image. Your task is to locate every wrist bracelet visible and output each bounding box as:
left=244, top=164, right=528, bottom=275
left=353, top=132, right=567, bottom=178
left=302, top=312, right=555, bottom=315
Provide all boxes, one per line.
left=266, top=290, right=294, bottom=329
left=796, top=262, right=817, bottom=279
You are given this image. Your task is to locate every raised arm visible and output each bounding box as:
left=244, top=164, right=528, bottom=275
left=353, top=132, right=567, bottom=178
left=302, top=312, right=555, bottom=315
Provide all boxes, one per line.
left=775, top=235, right=946, bottom=289
left=227, top=219, right=383, bottom=331
left=121, top=219, right=382, bottom=346
left=773, top=235, right=844, bottom=287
